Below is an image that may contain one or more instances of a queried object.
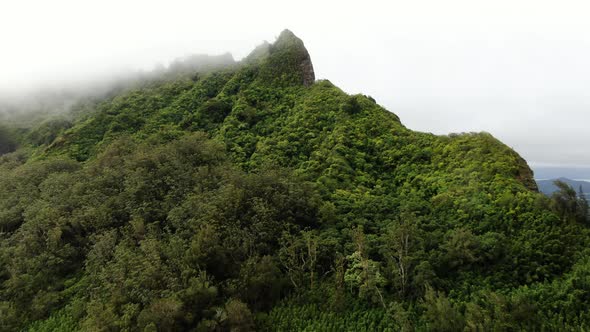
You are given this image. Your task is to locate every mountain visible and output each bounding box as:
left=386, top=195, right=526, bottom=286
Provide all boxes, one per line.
left=532, top=166, right=590, bottom=181
left=537, top=177, right=590, bottom=198
left=1, top=30, right=589, bottom=331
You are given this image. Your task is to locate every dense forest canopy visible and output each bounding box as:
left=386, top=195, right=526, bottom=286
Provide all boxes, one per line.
left=1, top=29, right=589, bottom=331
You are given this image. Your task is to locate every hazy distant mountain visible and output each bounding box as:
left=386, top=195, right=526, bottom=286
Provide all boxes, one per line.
left=533, top=166, right=590, bottom=181
left=537, top=177, right=590, bottom=198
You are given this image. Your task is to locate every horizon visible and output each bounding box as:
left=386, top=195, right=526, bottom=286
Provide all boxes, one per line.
left=532, top=165, right=590, bottom=180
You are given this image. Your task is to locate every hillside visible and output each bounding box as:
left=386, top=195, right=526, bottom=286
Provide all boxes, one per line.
left=1, top=30, right=589, bottom=331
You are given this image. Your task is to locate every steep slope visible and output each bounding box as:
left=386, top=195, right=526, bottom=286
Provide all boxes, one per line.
left=0, top=30, right=588, bottom=331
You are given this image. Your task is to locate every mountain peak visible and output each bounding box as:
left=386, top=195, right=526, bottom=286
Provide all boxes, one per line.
left=246, top=29, right=315, bottom=87
left=275, top=29, right=300, bottom=45
left=272, top=30, right=315, bottom=86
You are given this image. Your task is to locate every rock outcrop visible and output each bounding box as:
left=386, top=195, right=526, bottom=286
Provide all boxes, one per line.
left=273, top=29, right=315, bottom=86
left=247, top=29, right=315, bottom=87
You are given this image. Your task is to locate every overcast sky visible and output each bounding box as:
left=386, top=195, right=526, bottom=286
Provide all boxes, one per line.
left=1, top=0, right=589, bottom=170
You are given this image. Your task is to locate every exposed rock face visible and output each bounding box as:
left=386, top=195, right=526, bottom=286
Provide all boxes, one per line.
left=516, top=155, right=539, bottom=191
left=274, top=29, right=315, bottom=87
left=300, top=51, right=315, bottom=87
left=245, top=29, right=315, bottom=87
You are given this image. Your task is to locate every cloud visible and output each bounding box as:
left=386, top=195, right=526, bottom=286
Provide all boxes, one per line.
left=0, top=0, right=588, bottom=168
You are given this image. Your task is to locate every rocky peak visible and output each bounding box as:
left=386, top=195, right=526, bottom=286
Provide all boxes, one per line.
left=273, top=30, right=315, bottom=87
left=273, top=29, right=303, bottom=47
left=245, top=29, right=315, bottom=87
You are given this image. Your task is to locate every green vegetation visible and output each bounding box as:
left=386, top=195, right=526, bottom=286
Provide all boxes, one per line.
left=0, top=125, right=19, bottom=155
left=1, top=30, right=589, bottom=331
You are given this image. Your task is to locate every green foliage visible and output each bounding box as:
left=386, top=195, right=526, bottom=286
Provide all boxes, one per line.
left=0, top=125, right=18, bottom=155
left=1, top=31, right=589, bottom=331
left=551, top=179, right=589, bottom=223
left=344, top=251, right=386, bottom=305
left=0, top=131, right=322, bottom=330
left=421, top=287, right=464, bottom=331
left=26, top=118, right=72, bottom=146
left=258, top=301, right=395, bottom=332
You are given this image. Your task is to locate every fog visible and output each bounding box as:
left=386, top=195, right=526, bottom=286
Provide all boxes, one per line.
left=1, top=0, right=589, bottom=174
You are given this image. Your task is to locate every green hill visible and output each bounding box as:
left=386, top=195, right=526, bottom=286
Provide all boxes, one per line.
left=1, top=30, right=589, bottom=331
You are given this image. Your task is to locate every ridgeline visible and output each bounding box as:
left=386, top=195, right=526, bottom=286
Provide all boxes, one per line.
left=1, top=30, right=589, bottom=331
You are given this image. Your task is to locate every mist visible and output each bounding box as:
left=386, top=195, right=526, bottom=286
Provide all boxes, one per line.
left=1, top=0, right=589, bottom=173
left=0, top=51, right=236, bottom=128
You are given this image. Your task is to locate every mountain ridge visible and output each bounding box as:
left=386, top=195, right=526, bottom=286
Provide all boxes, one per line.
left=1, top=30, right=586, bottom=331
left=34, top=30, right=537, bottom=192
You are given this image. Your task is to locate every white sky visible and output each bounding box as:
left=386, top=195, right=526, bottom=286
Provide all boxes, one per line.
left=1, top=0, right=589, bottom=168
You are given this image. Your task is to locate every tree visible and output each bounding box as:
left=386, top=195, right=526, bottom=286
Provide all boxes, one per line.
left=345, top=226, right=386, bottom=307
left=577, top=185, right=589, bottom=223
left=303, top=231, right=319, bottom=289
left=225, top=299, right=254, bottom=332
left=422, top=287, right=464, bottom=332
left=441, top=227, right=479, bottom=270
left=137, top=298, right=183, bottom=332
left=237, top=255, right=283, bottom=310
left=388, top=301, right=414, bottom=332
left=278, top=230, right=319, bottom=290
left=551, top=180, right=587, bottom=223
left=331, top=253, right=346, bottom=311
left=381, top=212, right=421, bottom=297
left=0, top=125, right=17, bottom=155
